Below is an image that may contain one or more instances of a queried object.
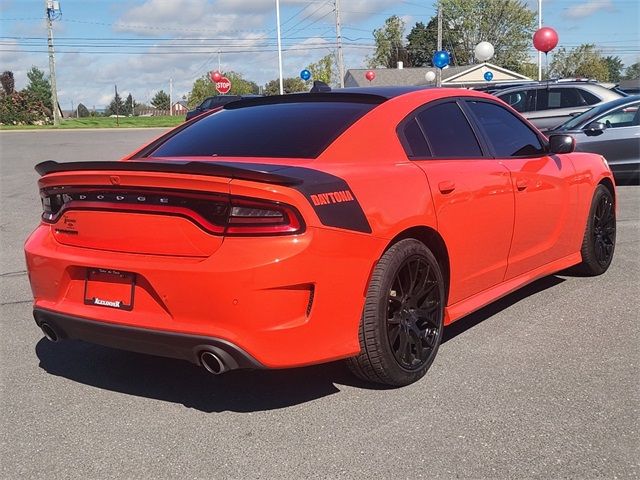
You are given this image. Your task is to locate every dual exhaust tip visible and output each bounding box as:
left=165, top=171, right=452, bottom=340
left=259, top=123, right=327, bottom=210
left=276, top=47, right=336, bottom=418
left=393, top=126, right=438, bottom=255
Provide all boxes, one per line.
left=199, top=351, right=228, bottom=375
left=39, top=322, right=231, bottom=375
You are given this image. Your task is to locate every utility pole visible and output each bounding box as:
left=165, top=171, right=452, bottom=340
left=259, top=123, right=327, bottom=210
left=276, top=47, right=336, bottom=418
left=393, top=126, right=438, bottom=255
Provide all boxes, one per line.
left=114, top=85, right=119, bottom=126
left=537, top=0, right=542, bottom=81
left=334, top=0, right=345, bottom=88
left=436, top=2, right=442, bottom=87
left=217, top=50, right=221, bottom=72
left=275, top=0, right=284, bottom=95
left=45, top=0, right=61, bottom=126
left=169, top=78, right=173, bottom=116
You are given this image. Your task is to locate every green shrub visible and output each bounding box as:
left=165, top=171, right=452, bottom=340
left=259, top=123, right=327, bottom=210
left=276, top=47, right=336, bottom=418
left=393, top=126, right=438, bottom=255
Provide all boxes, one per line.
left=0, top=91, right=51, bottom=125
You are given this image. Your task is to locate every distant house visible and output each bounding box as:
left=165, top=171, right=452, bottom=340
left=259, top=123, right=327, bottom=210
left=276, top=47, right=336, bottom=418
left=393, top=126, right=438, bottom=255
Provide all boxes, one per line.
left=345, top=62, right=532, bottom=88
left=171, top=100, right=188, bottom=116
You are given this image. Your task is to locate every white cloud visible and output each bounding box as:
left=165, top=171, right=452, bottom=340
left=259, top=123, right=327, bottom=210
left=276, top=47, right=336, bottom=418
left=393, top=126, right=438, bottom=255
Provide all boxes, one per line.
left=564, top=0, right=614, bottom=19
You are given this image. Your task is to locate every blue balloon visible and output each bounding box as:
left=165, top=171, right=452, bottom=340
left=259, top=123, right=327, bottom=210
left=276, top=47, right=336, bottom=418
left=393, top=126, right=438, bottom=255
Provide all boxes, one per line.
left=300, top=69, right=311, bottom=81
left=432, top=50, right=450, bottom=69
left=484, top=71, right=494, bottom=81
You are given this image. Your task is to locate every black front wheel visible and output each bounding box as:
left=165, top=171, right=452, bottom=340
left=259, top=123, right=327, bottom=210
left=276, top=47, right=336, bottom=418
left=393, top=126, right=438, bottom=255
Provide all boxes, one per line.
left=347, top=239, right=445, bottom=387
left=576, top=184, right=616, bottom=276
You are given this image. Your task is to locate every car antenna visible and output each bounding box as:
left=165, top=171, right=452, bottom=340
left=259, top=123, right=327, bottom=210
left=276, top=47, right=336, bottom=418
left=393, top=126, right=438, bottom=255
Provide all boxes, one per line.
left=310, top=81, right=331, bottom=93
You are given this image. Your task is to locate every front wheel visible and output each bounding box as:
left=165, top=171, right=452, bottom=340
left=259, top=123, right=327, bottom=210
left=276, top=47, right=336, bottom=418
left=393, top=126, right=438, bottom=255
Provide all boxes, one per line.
left=347, top=239, right=445, bottom=387
left=576, top=184, right=616, bottom=276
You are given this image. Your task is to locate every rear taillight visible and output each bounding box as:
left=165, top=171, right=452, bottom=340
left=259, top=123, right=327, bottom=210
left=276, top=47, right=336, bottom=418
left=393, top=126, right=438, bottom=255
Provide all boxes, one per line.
left=226, top=198, right=303, bottom=235
left=40, top=187, right=305, bottom=236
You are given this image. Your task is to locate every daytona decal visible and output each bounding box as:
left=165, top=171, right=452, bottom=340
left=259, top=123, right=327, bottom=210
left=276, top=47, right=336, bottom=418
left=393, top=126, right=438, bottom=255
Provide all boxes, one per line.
left=310, top=190, right=354, bottom=206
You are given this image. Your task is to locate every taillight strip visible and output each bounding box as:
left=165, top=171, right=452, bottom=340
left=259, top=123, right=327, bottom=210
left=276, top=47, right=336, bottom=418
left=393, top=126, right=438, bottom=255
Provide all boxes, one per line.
left=40, top=187, right=305, bottom=236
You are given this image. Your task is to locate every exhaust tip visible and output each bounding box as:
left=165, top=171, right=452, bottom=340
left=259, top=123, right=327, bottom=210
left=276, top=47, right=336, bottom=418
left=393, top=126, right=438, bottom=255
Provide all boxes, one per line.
left=40, top=323, right=59, bottom=342
left=200, top=351, right=227, bottom=375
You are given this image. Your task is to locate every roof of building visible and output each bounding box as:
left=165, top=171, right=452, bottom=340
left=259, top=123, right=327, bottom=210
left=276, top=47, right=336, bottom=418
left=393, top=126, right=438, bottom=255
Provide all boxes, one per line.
left=345, top=63, right=531, bottom=88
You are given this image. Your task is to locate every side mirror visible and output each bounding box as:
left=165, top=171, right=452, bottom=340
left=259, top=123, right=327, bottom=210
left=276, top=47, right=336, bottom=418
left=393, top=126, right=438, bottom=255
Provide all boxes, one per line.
left=548, top=134, right=575, bottom=154
left=584, top=121, right=606, bottom=136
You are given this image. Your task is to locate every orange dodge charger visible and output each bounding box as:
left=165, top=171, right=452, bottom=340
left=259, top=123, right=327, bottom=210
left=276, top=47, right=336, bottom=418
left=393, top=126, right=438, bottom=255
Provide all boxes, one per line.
left=25, top=87, right=616, bottom=386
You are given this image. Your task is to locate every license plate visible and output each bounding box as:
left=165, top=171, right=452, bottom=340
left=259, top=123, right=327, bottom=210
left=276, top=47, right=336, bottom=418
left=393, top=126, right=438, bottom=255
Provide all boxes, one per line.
left=84, top=268, right=135, bottom=311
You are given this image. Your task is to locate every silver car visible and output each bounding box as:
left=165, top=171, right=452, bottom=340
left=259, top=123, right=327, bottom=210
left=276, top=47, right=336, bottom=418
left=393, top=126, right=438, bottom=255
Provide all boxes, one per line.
left=495, top=82, right=624, bottom=131
left=548, top=96, right=640, bottom=183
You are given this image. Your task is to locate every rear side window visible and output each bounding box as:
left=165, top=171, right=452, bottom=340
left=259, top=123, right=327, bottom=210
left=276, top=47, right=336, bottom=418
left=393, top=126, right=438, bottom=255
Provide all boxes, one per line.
left=401, top=118, right=431, bottom=157
left=416, top=102, right=482, bottom=157
left=466, top=101, right=544, bottom=157
left=149, top=101, right=377, bottom=159
left=579, top=89, right=601, bottom=105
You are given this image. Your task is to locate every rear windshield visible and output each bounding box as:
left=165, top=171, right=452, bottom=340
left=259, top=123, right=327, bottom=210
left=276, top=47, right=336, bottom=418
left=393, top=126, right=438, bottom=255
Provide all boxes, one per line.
left=149, top=101, right=377, bottom=159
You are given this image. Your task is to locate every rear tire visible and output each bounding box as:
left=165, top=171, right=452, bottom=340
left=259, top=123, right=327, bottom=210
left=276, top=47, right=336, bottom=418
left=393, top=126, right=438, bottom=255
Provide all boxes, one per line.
left=347, top=239, right=445, bottom=387
left=576, top=184, right=616, bottom=276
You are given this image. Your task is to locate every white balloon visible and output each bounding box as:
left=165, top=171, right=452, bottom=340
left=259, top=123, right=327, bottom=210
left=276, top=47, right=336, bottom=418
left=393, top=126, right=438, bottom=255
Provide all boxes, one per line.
left=425, top=71, right=436, bottom=82
left=474, top=41, right=494, bottom=62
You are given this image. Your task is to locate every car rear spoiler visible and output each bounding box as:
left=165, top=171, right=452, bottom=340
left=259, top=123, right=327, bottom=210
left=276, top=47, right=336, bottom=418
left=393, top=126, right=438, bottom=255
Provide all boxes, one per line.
left=34, top=160, right=304, bottom=186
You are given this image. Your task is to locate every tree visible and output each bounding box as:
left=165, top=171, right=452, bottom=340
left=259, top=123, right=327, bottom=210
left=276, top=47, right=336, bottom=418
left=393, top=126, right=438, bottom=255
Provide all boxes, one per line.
left=23, top=66, right=52, bottom=110
left=438, top=0, right=536, bottom=70
left=123, top=93, right=136, bottom=115
left=603, top=56, right=624, bottom=82
left=187, top=71, right=259, bottom=108
left=368, top=15, right=408, bottom=68
left=622, top=61, right=640, bottom=80
left=263, top=77, right=307, bottom=96
left=549, top=44, right=609, bottom=81
left=515, top=62, right=538, bottom=79
left=76, top=103, right=90, bottom=117
left=151, top=90, right=170, bottom=110
left=406, top=19, right=438, bottom=67
left=1, top=71, right=15, bottom=95
left=306, top=54, right=337, bottom=86
left=106, top=91, right=125, bottom=116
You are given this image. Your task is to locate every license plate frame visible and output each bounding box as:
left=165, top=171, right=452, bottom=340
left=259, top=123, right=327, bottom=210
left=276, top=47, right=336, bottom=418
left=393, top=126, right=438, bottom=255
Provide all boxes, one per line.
left=83, top=268, right=136, bottom=311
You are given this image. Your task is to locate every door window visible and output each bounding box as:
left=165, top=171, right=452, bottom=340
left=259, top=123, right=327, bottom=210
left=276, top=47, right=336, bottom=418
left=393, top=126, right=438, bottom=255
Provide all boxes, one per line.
left=415, top=102, right=482, bottom=157
left=596, top=102, right=640, bottom=128
left=535, top=87, right=597, bottom=111
left=466, top=100, right=545, bottom=157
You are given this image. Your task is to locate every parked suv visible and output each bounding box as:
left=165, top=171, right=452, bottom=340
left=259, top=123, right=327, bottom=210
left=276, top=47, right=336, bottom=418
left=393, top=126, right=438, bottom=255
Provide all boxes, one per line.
left=185, top=95, right=261, bottom=121
left=494, top=81, right=623, bottom=131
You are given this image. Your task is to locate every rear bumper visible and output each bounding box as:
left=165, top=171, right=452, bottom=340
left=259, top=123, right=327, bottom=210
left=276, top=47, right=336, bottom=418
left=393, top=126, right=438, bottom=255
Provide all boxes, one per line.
left=25, top=223, right=385, bottom=368
left=33, top=307, right=262, bottom=370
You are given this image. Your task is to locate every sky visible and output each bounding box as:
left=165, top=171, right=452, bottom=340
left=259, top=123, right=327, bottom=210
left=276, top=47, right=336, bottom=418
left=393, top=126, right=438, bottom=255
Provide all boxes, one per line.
left=1, top=0, right=638, bottom=110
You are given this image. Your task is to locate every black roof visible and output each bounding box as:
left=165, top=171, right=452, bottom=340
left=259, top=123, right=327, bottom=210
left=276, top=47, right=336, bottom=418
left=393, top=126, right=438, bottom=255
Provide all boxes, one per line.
left=224, top=86, right=437, bottom=110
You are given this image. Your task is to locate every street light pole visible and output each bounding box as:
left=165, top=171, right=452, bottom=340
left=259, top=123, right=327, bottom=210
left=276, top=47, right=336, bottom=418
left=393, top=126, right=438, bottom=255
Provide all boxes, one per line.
left=275, top=0, right=284, bottom=95
left=538, top=0, right=542, bottom=81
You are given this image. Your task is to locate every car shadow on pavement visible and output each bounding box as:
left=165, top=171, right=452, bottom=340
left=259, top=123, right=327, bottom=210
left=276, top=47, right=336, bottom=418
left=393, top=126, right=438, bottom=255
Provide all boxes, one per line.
left=35, top=274, right=566, bottom=412
left=442, top=274, right=565, bottom=343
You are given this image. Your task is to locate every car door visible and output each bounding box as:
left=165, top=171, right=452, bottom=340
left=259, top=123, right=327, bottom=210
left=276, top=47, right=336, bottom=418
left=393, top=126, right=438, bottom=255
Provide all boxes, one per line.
left=576, top=101, right=640, bottom=165
left=463, top=99, right=579, bottom=280
left=398, top=100, right=515, bottom=304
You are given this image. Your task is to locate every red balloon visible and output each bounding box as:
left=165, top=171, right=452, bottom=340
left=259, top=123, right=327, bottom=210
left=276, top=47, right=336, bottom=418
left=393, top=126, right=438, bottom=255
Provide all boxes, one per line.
left=365, top=70, right=376, bottom=82
left=210, top=71, right=222, bottom=83
left=533, top=27, right=559, bottom=53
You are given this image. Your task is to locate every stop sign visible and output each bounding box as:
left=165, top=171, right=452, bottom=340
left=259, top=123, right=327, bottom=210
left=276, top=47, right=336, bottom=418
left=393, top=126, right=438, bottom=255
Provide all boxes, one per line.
left=215, top=76, right=231, bottom=95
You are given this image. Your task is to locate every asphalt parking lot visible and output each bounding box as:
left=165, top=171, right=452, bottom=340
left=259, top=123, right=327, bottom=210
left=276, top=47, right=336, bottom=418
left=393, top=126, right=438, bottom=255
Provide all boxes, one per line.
left=1, top=129, right=638, bottom=479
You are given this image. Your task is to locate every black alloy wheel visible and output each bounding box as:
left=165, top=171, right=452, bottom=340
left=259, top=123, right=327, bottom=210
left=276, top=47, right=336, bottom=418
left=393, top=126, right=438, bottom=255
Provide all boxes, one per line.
left=591, top=192, right=615, bottom=267
left=576, top=184, right=616, bottom=276
left=387, top=256, right=441, bottom=370
left=347, top=239, right=445, bottom=386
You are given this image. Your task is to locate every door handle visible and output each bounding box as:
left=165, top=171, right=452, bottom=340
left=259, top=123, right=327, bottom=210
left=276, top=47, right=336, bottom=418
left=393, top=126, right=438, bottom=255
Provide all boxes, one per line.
left=438, top=180, right=456, bottom=194
left=516, top=179, right=528, bottom=191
